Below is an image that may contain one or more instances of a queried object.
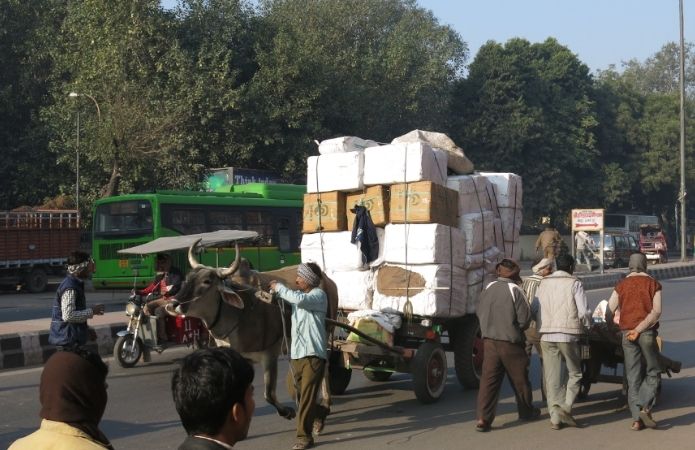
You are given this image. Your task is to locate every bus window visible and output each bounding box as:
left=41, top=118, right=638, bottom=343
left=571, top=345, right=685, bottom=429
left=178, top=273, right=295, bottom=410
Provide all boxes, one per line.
left=605, top=214, right=626, bottom=228
left=208, top=208, right=243, bottom=231
left=94, top=201, right=152, bottom=237
left=245, top=210, right=274, bottom=246
left=163, top=207, right=206, bottom=234
left=277, top=217, right=292, bottom=252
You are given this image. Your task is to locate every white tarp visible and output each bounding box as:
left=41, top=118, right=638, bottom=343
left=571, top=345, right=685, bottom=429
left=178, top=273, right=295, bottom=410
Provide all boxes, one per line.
left=363, top=142, right=448, bottom=186
left=307, top=151, right=364, bottom=193
left=319, top=136, right=379, bottom=155
left=372, top=263, right=467, bottom=318
left=118, top=230, right=259, bottom=255
left=391, top=129, right=474, bottom=175
left=346, top=309, right=402, bottom=333
left=383, top=223, right=466, bottom=267
left=300, top=229, right=385, bottom=272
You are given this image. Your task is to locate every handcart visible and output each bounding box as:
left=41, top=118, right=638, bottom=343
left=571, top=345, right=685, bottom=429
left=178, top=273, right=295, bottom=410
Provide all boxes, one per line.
left=578, top=321, right=681, bottom=399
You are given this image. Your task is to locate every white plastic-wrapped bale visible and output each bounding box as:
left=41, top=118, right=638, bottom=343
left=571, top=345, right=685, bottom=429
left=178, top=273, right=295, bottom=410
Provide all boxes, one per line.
left=466, top=268, right=485, bottom=314
left=327, top=269, right=375, bottom=311
left=459, top=211, right=495, bottom=255
left=463, top=246, right=502, bottom=271
left=307, top=151, right=364, bottom=193
left=492, top=218, right=505, bottom=254
left=300, top=229, right=384, bottom=272
left=318, top=136, right=378, bottom=155
left=478, top=172, right=523, bottom=209
left=383, top=223, right=466, bottom=267
left=499, top=207, right=522, bottom=242
left=372, top=263, right=467, bottom=318
left=363, top=142, right=448, bottom=187
left=503, top=240, right=521, bottom=261
left=483, top=246, right=502, bottom=273
left=447, top=174, right=499, bottom=217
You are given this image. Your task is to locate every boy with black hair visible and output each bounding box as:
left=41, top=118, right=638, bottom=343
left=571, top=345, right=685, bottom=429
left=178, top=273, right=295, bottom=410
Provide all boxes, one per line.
left=172, top=347, right=255, bottom=449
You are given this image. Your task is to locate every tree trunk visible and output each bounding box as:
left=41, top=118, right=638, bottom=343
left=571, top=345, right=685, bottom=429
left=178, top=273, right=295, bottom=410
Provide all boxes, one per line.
left=100, top=158, right=120, bottom=198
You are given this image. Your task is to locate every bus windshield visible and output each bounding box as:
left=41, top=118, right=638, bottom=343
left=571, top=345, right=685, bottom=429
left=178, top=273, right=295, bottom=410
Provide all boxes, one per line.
left=94, top=200, right=153, bottom=237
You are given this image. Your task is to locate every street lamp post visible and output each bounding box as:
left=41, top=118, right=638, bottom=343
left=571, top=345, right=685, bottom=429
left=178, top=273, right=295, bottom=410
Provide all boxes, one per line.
left=68, top=92, right=101, bottom=218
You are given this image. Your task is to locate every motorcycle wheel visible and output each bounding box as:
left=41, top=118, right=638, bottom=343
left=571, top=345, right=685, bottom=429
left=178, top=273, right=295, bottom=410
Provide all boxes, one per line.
left=113, top=335, right=143, bottom=368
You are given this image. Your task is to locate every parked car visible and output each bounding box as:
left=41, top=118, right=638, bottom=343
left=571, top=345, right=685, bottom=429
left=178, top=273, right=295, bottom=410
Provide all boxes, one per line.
left=595, top=232, right=640, bottom=268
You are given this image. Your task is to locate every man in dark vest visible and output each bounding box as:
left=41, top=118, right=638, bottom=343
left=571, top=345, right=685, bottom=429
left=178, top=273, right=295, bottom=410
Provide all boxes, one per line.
left=608, top=253, right=662, bottom=431
left=49, top=251, right=104, bottom=349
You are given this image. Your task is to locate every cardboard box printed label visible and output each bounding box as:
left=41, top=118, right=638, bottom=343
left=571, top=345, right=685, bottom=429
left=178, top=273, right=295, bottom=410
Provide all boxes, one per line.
left=389, top=181, right=458, bottom=228
left=302, top=192, right=347, bottom=233
left=346, top=185, right=389, bottom=228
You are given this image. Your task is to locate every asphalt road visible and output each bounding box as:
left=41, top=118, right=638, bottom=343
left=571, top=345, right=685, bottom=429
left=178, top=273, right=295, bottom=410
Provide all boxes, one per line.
left=0, top=284, right=130, bottom=322
left=1, top=278, right=694, bottom=450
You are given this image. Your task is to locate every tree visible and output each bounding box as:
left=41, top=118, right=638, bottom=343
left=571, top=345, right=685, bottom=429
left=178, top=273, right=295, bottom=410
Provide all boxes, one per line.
left=245, top=0, right=467, bottom=180
left=451, top=38, right=598, bottom=223
left=41, top=0, right=193, bottom=215
left=173, top=0, right=259, bottom=172
left=0, top=0, right=68, bottom=209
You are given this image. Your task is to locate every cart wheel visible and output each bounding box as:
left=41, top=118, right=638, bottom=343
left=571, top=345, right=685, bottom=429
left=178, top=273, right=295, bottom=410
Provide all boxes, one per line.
left=328, top=350, right=351, bottom=395
left=364, top=370, right=393, bottom=382
left=411, top=342, right=447, bottom=404
left=113, top=335, right=142, bottom=368
left=26, top=268, right=48, bottom=293
left=451, top=316, right=483, bottom=389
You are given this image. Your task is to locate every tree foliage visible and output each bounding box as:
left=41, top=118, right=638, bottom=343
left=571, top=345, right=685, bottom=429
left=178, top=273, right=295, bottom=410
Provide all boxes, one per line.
left=451, top=38, right=598, bottom=222
left=2, top=0, right=694, bottom=236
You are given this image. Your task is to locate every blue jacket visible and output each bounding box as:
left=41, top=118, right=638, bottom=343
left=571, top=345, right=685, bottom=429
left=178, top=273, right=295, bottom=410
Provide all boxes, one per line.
left=49, top=276, right=88, bottom=347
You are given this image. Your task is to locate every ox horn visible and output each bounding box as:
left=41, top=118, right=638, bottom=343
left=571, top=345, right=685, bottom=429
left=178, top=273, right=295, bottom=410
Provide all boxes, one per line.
left=188, top=238, right=203, bottom=269
left=217, top=242, right=241, bottom=278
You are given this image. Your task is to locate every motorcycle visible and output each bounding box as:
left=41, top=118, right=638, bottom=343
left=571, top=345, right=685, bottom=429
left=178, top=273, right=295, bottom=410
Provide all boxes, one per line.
left=113, top=292, right=210, bottom=368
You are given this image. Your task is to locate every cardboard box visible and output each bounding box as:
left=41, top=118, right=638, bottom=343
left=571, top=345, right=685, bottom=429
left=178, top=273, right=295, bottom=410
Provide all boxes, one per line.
left=345, top=185, right=389, bottom=229
left=389, top=181, right=458, bottom=227
left=302, top=192, right=347, bottom=233
left=347, top=318, right=394, bottom=347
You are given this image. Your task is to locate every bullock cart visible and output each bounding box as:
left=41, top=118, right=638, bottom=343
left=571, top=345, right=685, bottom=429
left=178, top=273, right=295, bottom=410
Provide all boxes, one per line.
left=327, top=313, right=483, bottom=404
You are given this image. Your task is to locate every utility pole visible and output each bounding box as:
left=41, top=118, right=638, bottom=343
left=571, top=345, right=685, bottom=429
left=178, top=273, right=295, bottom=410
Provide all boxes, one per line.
left=679, top=0, right=687, bottom=261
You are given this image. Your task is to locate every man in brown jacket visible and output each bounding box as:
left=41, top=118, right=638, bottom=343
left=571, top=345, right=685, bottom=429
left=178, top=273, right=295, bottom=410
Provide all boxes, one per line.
left=608, top=253, right=661, bottom=431
left=535, top=225, right=562, bottom=259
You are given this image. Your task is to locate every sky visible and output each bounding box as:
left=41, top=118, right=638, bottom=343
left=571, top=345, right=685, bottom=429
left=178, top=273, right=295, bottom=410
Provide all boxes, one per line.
left=161, top=0, right=694, bottom=73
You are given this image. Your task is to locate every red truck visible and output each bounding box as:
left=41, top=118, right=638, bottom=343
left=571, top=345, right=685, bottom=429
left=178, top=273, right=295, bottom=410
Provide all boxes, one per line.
left=0, top=210, right=81, bottom=292
left=639, top=224, right=668, bottom=265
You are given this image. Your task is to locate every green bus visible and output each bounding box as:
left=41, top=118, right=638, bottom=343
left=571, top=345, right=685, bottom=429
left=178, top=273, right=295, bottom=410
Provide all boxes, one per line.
left=91, top=183, right=305, bottom=289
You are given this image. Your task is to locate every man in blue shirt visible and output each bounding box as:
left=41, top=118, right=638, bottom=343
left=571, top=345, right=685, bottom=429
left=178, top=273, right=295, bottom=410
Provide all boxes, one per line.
left=270, top=262, right=326, bottom=450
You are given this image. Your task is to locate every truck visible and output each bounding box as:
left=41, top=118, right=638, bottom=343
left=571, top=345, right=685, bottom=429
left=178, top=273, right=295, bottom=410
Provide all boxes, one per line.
left=639, top=223, right=668, bottom=264
left=0, top=210, right=81, bottom=292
